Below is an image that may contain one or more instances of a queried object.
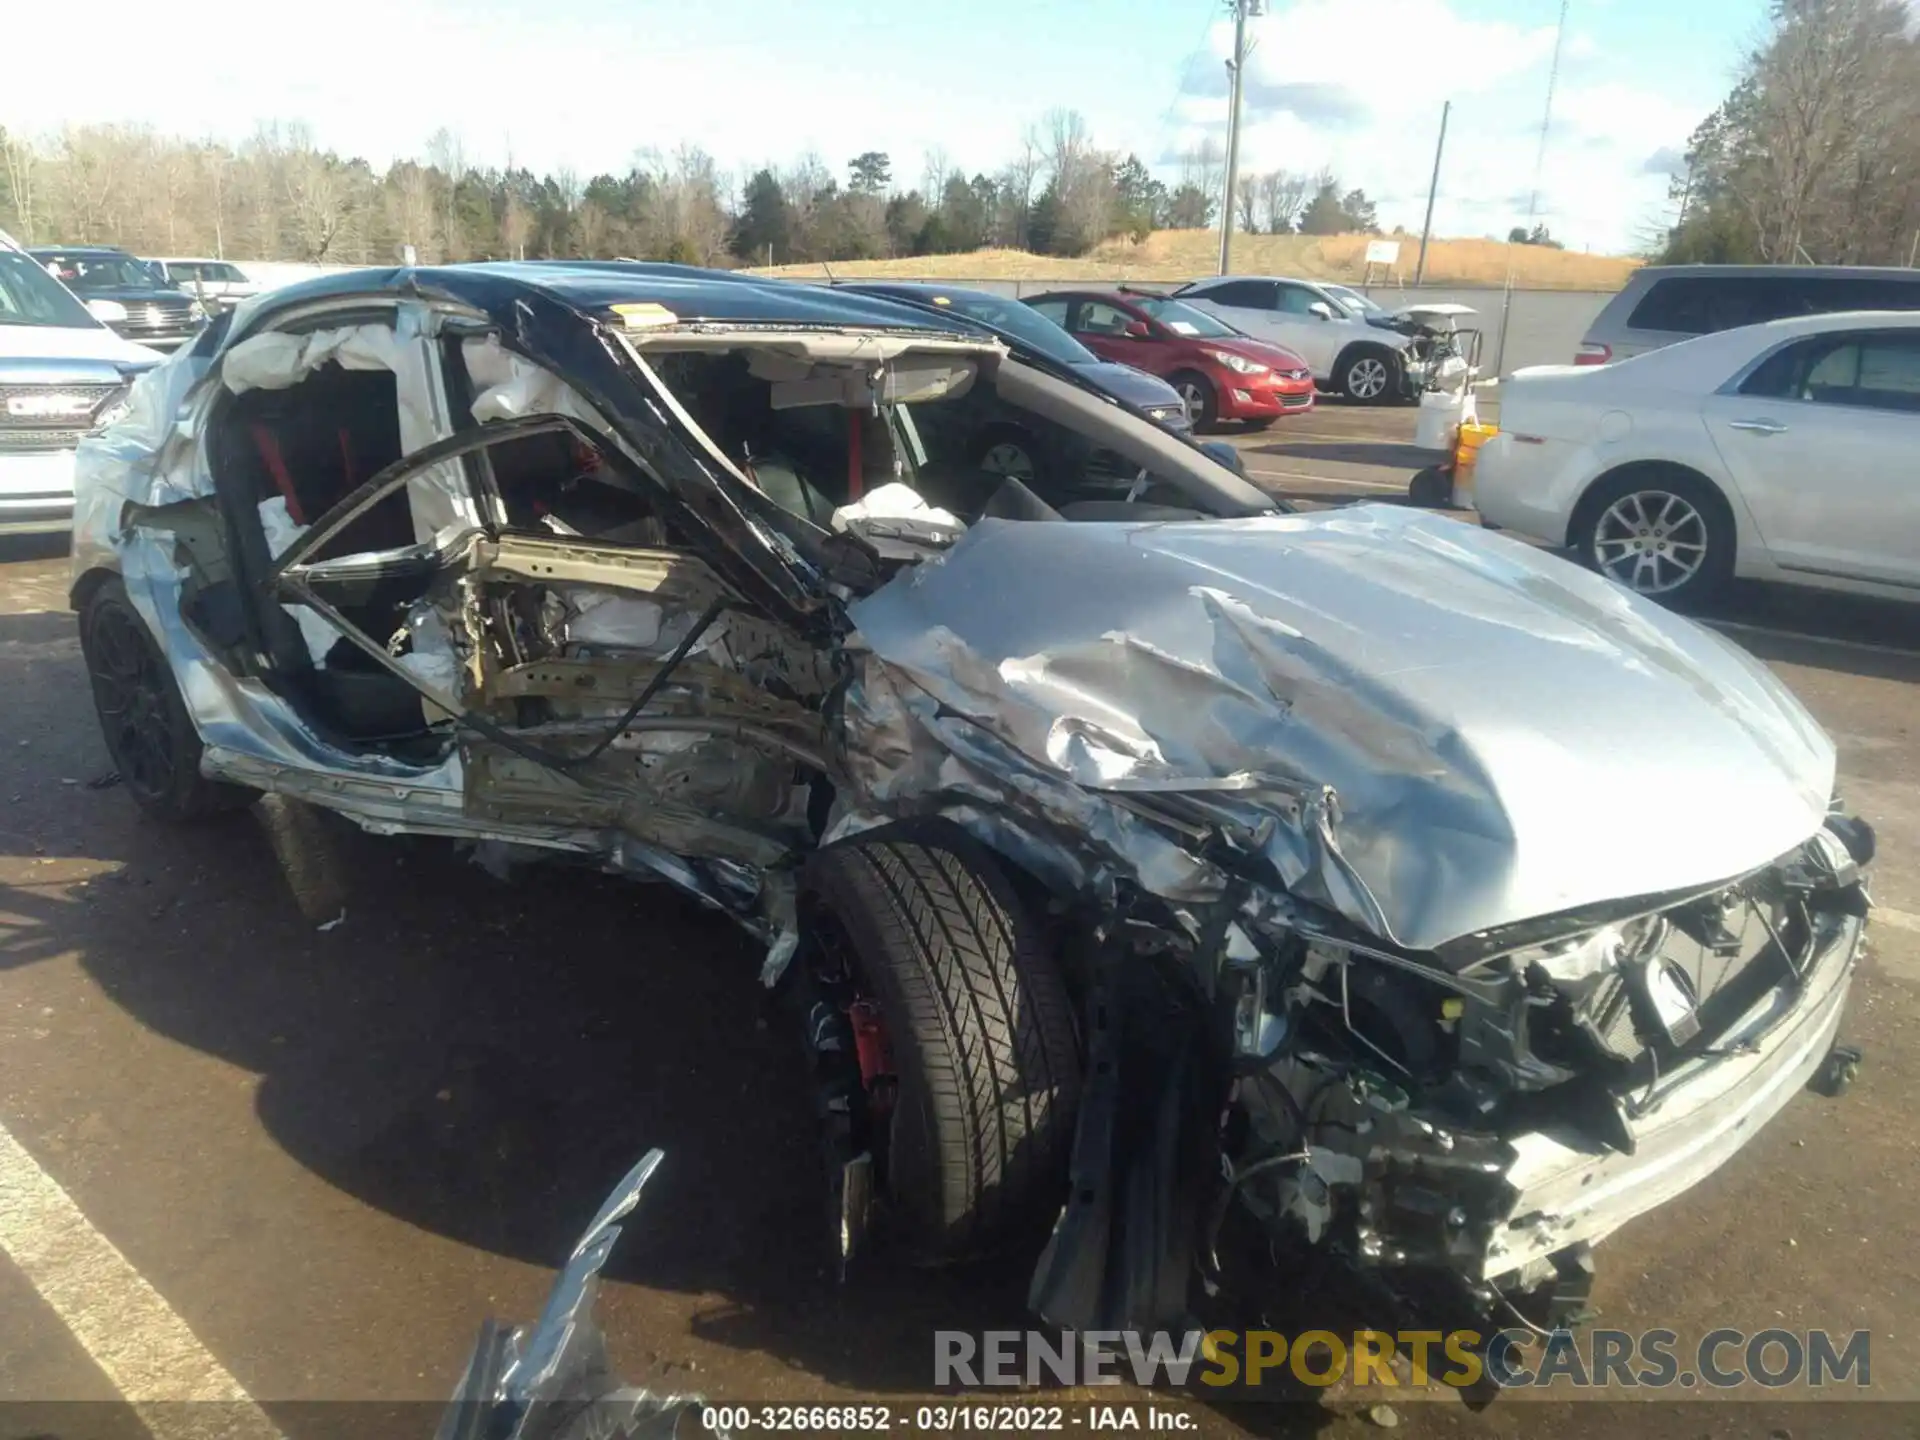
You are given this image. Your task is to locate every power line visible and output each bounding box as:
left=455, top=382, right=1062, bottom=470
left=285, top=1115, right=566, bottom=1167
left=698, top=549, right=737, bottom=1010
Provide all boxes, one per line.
left=1494, top=0, right=1571, bottom=375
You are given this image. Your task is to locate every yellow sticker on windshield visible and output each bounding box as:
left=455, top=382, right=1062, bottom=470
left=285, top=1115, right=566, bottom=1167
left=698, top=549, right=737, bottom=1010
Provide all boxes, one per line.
left=932, top=295, right=951, bottom=305
left=612, top=302, right=677, bottom=329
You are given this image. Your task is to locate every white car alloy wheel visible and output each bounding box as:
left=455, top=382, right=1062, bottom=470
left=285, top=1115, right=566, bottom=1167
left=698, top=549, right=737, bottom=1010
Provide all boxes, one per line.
left=1590, top=490, right=1710, bottom=596
left=1345, top=355, right=1390, bottom=401
left=980, top=440, right=1037, bottom=483
left=1176, top=379, right=1207, bottom=425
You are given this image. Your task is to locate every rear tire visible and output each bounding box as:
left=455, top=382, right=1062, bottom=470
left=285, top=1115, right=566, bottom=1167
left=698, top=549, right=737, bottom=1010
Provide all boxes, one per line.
left=802, top=823, right=1080, bottom=1262
left=79, top=579, right=258, bottom=821
left=1408, top=465, right=1452, bottom=507
left=1169, top=371, right=1218, bottom=431
left=1567, top=466, right=1735, bottom=609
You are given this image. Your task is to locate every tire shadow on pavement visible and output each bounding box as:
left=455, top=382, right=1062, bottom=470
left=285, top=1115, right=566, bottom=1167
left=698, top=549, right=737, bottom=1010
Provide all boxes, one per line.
left=55, top=794, right=1057, bottom=1397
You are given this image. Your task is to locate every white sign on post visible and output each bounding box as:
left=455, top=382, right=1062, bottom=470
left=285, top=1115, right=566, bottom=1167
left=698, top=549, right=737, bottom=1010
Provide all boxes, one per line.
left=1364, top=239, right=1402, bottom=267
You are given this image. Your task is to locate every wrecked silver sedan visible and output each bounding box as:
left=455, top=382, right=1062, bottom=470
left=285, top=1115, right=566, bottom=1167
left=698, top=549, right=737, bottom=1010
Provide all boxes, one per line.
left=70, top=262, right=1870, bottom=1333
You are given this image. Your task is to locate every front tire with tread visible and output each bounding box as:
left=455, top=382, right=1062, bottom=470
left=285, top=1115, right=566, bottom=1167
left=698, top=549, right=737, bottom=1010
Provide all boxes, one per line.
left=803, top=824, right=1080, bottom=1261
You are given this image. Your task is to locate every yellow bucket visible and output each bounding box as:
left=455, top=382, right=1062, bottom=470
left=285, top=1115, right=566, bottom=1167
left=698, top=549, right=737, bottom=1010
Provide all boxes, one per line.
left=1452, top=422, right=1498, bottom=507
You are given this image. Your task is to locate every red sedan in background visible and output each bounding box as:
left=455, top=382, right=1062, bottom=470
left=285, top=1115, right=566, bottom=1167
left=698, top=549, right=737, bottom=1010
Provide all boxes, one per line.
left=1025, top=288, right=1316, bottom=431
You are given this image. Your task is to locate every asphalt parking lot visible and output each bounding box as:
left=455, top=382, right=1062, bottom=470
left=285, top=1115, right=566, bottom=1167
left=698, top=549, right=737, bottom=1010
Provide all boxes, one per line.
left=3, top=400, right=1919, bottom=1439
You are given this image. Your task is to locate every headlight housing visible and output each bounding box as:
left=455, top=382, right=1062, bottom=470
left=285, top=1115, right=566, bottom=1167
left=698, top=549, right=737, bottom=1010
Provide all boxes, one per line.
left=89, top=386, right=133, bottom=433
left=1208, top=349, right=1268, bottom=376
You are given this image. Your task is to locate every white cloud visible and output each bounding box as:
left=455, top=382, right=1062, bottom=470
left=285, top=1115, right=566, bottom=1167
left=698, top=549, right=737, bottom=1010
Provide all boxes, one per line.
left=0, top=0, right=1044, bottom=185
left=0, top=0, right=1718, bottom=256
left=1162, top=0, right=1712, bottom=252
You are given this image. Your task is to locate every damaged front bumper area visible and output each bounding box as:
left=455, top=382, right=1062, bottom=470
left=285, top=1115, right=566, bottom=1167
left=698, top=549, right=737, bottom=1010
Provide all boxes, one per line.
left=1297, top=905, right=1860, bottom=1298
left=1029, top=819, right=1871, bottom=1336
left=1229, top=822, right=1872, bottom=1320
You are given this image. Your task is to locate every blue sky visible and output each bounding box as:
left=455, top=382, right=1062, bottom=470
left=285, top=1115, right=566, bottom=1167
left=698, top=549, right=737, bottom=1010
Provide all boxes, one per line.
left=4, top=0, right=1763, bottom=252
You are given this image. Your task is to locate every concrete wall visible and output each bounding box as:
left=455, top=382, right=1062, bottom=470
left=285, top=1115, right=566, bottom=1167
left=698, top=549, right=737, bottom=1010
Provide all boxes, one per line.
left=784, top=275, right=1612, bottom=376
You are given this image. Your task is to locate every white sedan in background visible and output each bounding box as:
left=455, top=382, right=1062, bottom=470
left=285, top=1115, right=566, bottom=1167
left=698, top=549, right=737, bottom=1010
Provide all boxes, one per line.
left=1473, top=310, right=1920, bottom=607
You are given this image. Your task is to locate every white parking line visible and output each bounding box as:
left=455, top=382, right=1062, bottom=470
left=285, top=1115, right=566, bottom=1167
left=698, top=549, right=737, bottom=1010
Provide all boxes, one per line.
left=1703, top=618, right=1920, bottom=662
left=0, top=1120, right=285, bottom=1439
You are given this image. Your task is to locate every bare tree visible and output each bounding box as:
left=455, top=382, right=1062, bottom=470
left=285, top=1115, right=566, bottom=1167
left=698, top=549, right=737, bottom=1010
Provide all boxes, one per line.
left=389, top=161, right=437, bottom=261
left=3, top=129, right=39, bottom=243
left=500, top=193, right=532, bottom=260
left=426, top=127, right=468, bottom=260
left=1257, top=169, right=1311, bottom=233
left=1177, top=138, right=1225, bottom=214
left=199, top=144, right=231, bottom=257
left=636, top=145, right=731, bottom=264
left=280, top=125, right=351, bottom=262
left=995, top=127, right=1044, bottom=247
left=1235, top=174, right=1258, bottom=233
left=1717, top=0, right=1912, bottom=262
left=920, top=146, right=952, bottom=200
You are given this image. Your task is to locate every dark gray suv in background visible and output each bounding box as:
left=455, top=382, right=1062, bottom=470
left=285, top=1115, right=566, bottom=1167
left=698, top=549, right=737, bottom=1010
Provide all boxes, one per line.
left=1576, top=263, right=1920, bottom=366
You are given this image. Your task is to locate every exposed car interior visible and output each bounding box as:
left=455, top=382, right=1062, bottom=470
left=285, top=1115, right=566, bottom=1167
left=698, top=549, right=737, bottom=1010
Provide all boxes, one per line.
left=643, top=346, right=1260, bottom=529
left=207, top=358, right=447, bottom=748
left=193, top=317, right=1272, bottom=762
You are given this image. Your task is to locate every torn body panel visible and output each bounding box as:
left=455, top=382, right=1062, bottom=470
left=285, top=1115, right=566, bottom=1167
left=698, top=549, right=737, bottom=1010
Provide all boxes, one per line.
left=435, top=1149, right=715, bottom=1440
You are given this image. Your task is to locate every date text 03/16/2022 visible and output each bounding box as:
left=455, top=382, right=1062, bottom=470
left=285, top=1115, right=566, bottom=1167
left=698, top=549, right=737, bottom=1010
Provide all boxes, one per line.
left=697, top=1404, right=1196, bottom=1431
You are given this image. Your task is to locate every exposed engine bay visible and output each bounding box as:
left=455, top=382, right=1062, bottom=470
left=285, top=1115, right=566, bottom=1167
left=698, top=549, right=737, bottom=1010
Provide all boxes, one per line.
left=1369, top=303, right=1480, bottom=396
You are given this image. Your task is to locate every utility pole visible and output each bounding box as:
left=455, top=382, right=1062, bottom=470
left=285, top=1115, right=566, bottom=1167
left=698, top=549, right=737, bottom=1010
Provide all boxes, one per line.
left=1217, top=0, right=1260, bottom=275
left=1413, top=100, right=1450, bottom=287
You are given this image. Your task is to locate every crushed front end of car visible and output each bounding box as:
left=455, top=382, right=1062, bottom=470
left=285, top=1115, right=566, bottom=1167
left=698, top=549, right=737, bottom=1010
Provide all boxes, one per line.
left=832, top=504, right=1871, bottom=1330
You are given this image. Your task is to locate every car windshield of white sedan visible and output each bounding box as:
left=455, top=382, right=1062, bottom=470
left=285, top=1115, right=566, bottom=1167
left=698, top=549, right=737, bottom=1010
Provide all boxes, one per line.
left=1131, top=296, right=1238, bottom=338
left=0, top=248, right=99, bottom=328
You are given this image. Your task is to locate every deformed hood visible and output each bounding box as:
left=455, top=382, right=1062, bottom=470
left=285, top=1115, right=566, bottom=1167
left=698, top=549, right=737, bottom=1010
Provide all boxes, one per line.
left=843, top=507, right=1835, bottom=951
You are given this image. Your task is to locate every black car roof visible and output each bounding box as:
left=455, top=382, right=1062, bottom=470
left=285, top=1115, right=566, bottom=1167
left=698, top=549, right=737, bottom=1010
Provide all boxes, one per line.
left=29, top=245, right=135, bottom=257
left=231, top=261, right=980, bottom=343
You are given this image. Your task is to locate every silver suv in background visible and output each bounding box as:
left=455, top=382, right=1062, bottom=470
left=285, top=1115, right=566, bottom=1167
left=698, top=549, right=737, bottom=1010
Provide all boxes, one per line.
left=1576, top=264, right=1920, bottom=366
left=1174, top=274, right=1443, bottom=402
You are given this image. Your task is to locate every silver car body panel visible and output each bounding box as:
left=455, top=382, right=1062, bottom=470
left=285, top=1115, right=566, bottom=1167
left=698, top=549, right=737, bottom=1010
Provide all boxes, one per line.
left=838, top=506, right=1835, bottom=953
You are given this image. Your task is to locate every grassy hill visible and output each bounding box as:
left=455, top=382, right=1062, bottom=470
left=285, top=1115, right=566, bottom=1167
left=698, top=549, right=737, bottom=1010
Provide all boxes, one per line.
left=754, top=229, right=1640, bottom=291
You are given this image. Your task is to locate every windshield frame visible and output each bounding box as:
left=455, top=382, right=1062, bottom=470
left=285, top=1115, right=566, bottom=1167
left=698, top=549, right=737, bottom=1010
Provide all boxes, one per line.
left=0, top=248, right=104, bottom=330
left=1128, top=295, right=1242, bottom=339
